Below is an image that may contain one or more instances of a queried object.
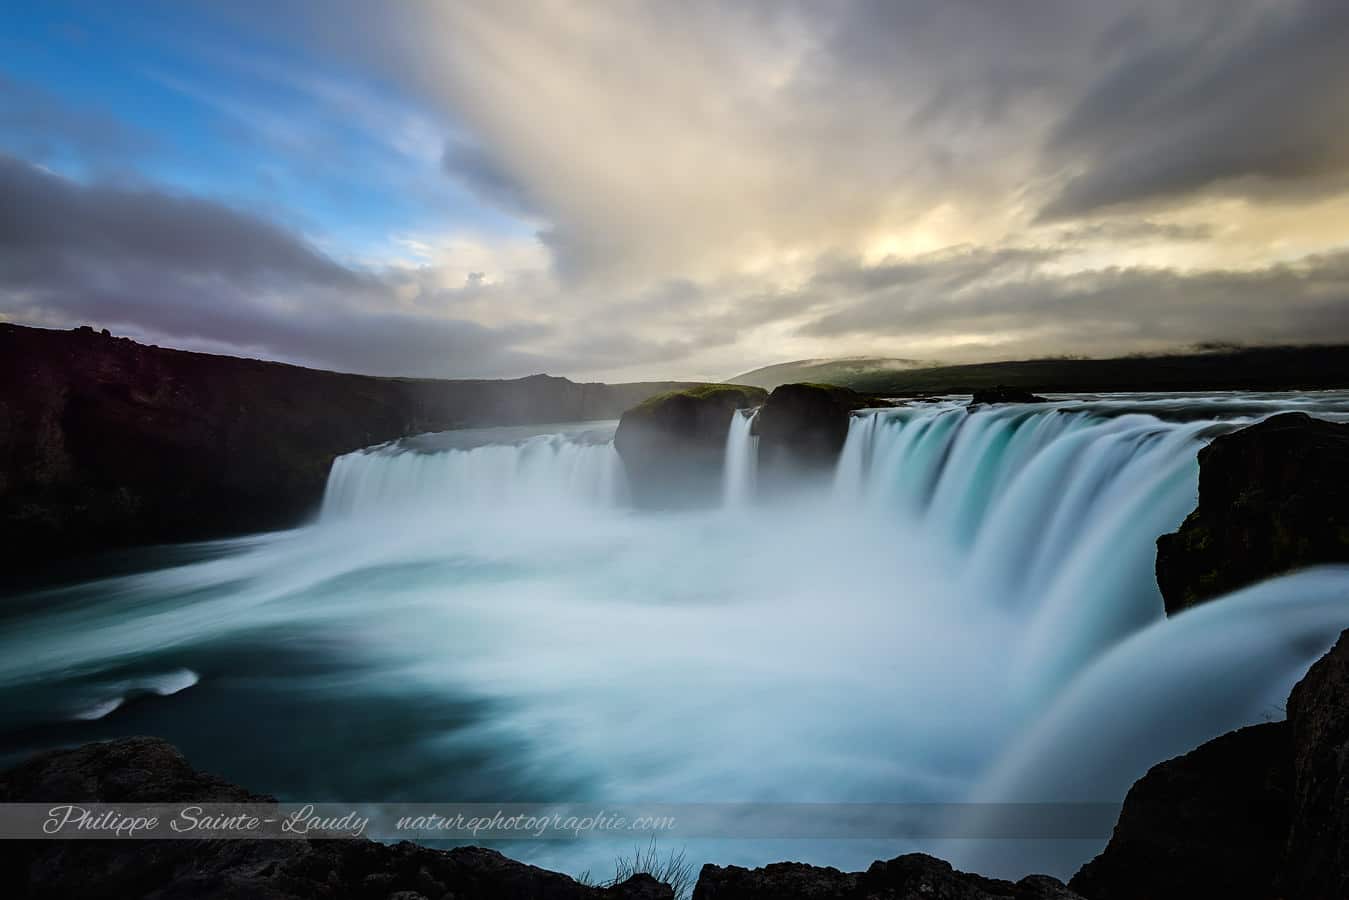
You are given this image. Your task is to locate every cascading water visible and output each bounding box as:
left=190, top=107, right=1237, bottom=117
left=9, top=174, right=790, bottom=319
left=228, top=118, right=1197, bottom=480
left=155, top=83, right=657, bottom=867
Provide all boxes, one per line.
left=321, top=427, right=629, bottom=519
left=3, top=393, right=1349, bottom=882
left=721, top=408, right=759, bottom=508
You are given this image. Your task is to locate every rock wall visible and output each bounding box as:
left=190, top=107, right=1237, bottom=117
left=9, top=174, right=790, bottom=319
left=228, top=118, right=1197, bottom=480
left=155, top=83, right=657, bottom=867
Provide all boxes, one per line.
left=1155, top=412, right=1349, bottom=613
left=1070, top=628, right=1349, bottom=899
left=0, top=323, right=693, bottom=567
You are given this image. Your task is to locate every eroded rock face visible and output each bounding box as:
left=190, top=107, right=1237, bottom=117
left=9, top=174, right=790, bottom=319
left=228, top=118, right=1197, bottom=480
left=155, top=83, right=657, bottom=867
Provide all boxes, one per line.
left=1282, top=629, right=1349, bottom=899
left=1067, top=724, right=1291, bottom=900
left=0, top=737, right=672, bottom=900
left=694, top=853, right=1080, bottom=900
left=1155, top=412, right=1349, bottom=614
left=0, top=323, right=694, bottom=568
left=614, top=384, right=767, bottom=507
left=967, top=387, right=1049, bottom=408
left=1069, top=629, right=1349, bottom=900
left=754, top=383, right=888, bottom=482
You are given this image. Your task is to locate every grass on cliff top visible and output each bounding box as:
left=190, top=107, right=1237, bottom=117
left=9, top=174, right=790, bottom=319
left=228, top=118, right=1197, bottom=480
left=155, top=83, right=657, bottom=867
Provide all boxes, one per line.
left=629, top=382, right=767, bottom=413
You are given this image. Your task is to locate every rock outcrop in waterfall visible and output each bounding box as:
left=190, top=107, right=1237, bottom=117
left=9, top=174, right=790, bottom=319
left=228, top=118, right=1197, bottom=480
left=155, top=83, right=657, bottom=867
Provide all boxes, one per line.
left=754, top=383, right=889, bottom=483
left=614, top=384, right=767, bottom=507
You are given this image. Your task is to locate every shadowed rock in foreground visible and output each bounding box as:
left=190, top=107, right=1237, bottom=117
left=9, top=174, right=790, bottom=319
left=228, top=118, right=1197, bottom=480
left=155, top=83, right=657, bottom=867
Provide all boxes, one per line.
left=1070, top=628, right=1349, bottom=900
left=1155, top=412, right=1349, bottom=613
left=0, top=323, right=694, bottom=569
left=694, top=854, right=1080, bottom=899
left=0, top=738, right=672, bottom=900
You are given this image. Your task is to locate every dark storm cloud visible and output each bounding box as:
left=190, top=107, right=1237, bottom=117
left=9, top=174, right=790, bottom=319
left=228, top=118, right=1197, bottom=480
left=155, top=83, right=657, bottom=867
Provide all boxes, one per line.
left=0, top=155, right=547, bottom=377
left=797, top=246, right=1349, bottom=357
left=1040, top=0, right=1349, bottom=219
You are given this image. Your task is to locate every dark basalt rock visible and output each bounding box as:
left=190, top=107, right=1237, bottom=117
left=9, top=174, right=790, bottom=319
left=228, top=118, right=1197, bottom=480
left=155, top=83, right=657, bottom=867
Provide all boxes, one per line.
left=0, top=737, right=672, bottom=900
left=1070, top=629, right=1349, bottom=900
left=0, top=323, right=695, bottom=569
left=694, top=853, right=1080, bottom=899
left=967, top=386, right=1050, bottom=408
left=1067, top=723, right=1291, bottom=900
left=614, top=384, right=767, bottom=508
left=1281, top=628, right=1349, bottom=899
left=754, top=383, right=889, bottom=480
left=1155, top=412, right=1349, bottom=614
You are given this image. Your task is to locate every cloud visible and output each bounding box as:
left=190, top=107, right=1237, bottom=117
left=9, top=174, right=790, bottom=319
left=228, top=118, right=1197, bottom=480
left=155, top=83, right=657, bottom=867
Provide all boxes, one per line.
left=7, top=0, right=1349, bottom=380
left=1039, top=1, right=1349, bottom=219
left=0, top=155, right=547, bottom=378
left=796, top=244, right=1349, bottom=359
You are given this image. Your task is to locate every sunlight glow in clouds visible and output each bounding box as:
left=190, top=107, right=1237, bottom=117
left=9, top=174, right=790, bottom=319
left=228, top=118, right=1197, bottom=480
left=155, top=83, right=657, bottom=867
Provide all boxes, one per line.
left=2, top=0, right=1349, bottom=380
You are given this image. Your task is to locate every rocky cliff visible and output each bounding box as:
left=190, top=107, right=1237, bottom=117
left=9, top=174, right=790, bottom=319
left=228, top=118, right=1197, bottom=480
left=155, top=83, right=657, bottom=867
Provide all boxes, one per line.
left=0, top=324, right=693, bottom=567
left=1155, top=412, right=1349, bottom=613
left=1070, top=628, right=1349, bottom=899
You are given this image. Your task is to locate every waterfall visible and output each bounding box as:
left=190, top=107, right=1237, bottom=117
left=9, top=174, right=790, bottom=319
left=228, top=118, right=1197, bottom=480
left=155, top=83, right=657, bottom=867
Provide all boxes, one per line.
left=722, top=408, right=759, bottom=508
left=831, top=402, right=1236, bottom=690
left=320, top=431, right=628, bottom=520
left=7, top=391, right=1349, bottom=883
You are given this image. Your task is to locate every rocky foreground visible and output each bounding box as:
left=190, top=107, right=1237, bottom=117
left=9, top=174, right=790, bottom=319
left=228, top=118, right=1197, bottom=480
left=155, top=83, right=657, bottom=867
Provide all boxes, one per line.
left=0, top=324, right=694, bottom=568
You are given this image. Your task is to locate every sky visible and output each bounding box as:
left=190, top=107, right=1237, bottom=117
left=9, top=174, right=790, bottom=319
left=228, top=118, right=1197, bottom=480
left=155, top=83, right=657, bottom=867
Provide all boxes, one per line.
left=2, top=0, right=1349, bottom=382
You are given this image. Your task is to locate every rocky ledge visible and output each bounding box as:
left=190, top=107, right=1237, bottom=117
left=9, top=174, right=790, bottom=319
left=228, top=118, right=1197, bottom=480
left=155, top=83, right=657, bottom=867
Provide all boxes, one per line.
left=1155, top=411, right=1349, bottom=613
left=695, top=854, right=1079, bottom=899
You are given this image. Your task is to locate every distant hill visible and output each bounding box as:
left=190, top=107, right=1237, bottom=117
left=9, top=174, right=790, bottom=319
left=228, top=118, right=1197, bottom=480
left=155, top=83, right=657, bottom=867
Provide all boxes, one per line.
left=765, top=345, right=1349, bottom=396
left=729, top=357, right=929, bottom=390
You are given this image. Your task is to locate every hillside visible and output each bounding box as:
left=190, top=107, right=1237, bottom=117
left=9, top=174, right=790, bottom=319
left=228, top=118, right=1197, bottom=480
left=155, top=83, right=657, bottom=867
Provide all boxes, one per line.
left=741, top=346, right=1349, bottom=395
left=728, top=356, right=928, bottom=390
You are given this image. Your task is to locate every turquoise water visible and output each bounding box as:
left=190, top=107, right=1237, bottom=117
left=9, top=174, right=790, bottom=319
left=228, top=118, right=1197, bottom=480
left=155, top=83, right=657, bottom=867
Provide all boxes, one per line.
left=2, top=392, right=1348, bottom=880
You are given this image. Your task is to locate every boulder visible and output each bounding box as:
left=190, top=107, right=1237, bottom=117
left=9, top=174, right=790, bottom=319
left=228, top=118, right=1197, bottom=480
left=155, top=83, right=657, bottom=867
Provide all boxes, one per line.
left=1067, top=723, right=1291, bottom=900
left=0, top=737, right=672, bottom=900
left=754, top=383, right=889, bottom=483
left=1155, top=412, right=1349, bottom=613
left=967, top=386, right=1050, bottom=408
left=614, top=384, right=767, bottom=507
left=1281, top=628, right=1349, bottom=898
left=694, top=853, right=1080, bottom=899
left=1069, top=629, right=1349, bottom=899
